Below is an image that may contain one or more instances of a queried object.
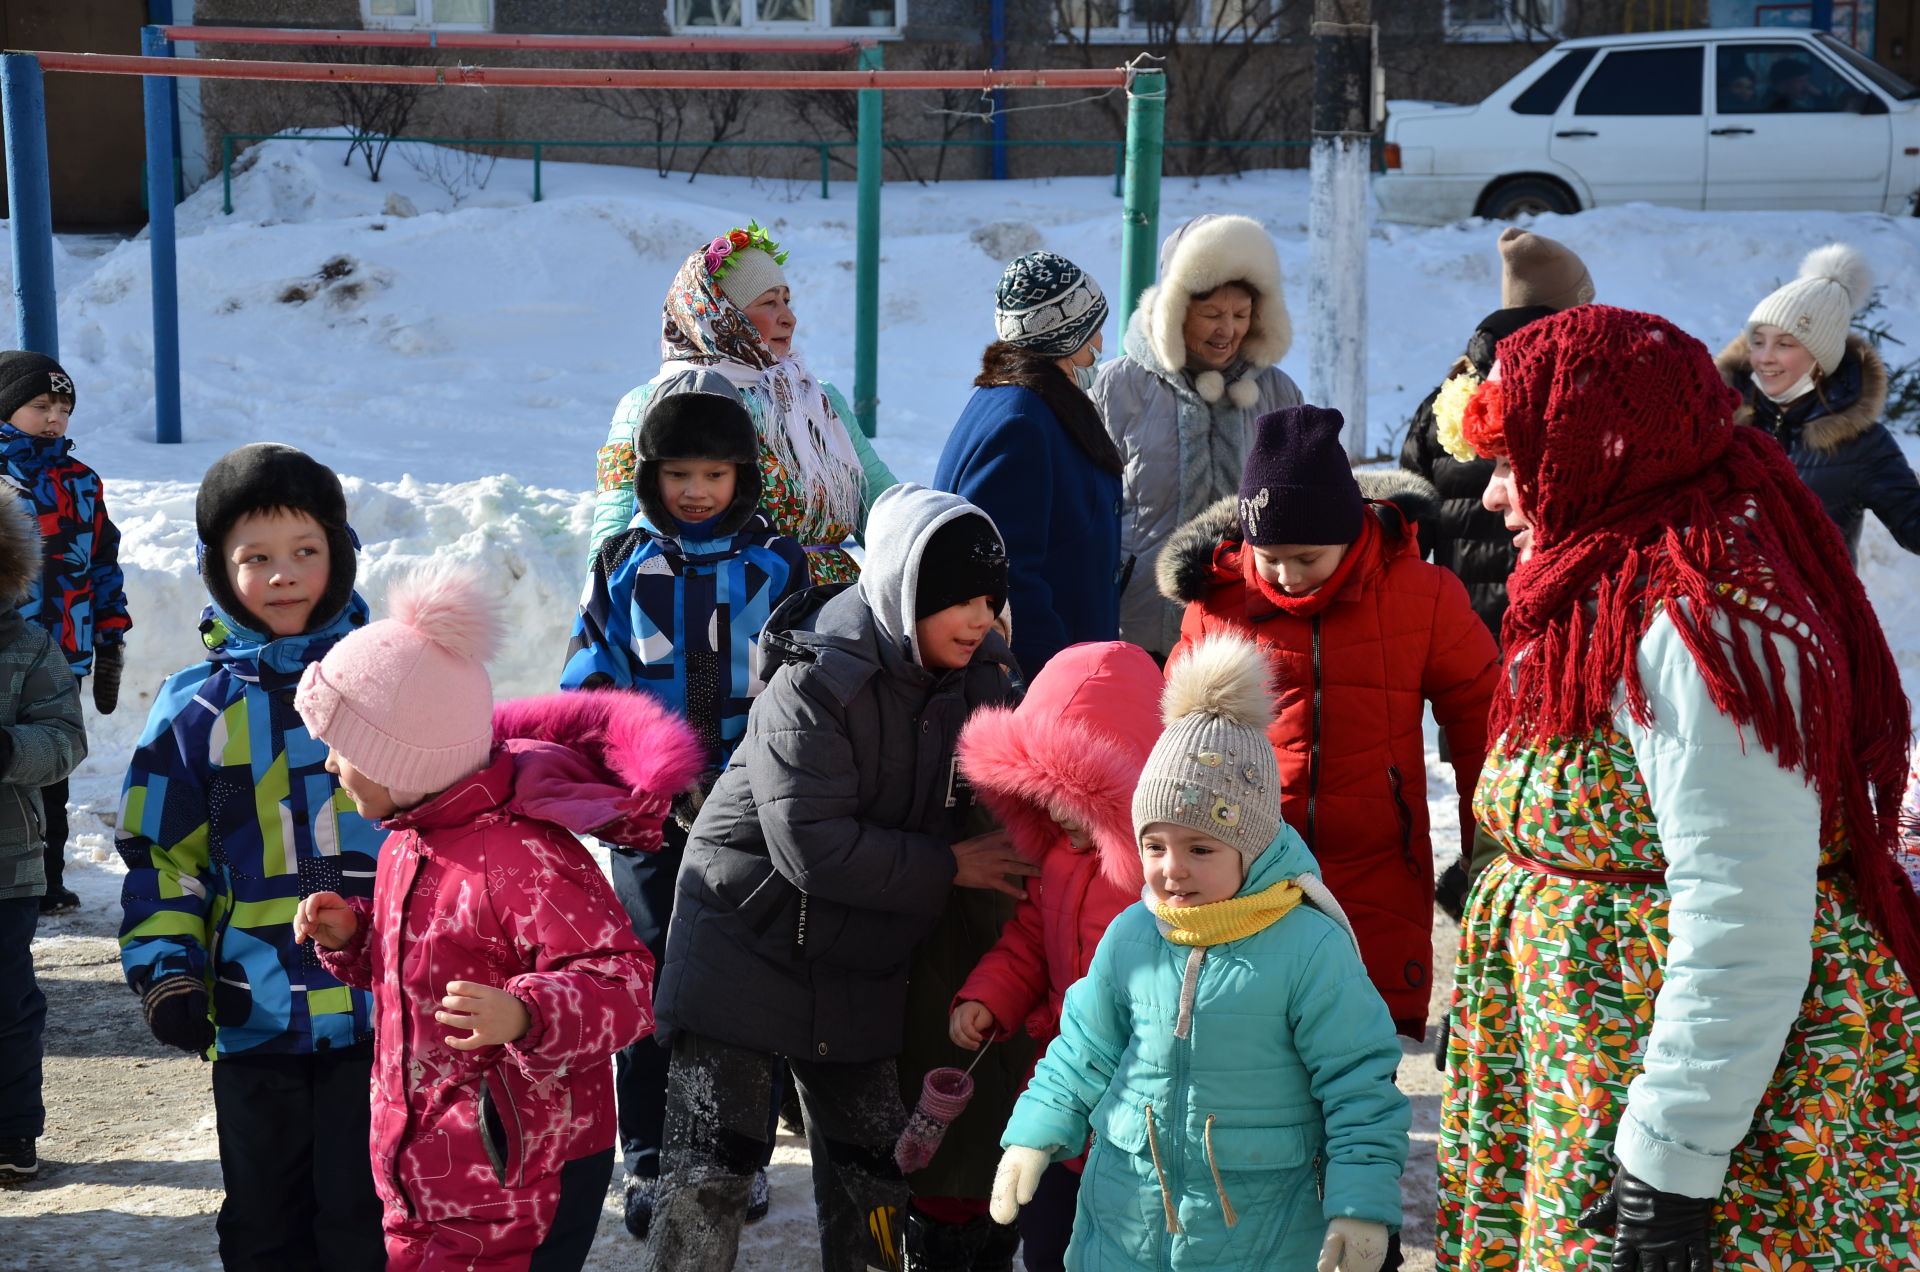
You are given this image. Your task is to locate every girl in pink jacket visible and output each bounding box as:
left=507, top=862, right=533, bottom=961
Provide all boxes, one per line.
left=948, top=640, right=1164, bottom=1272
left=292, top=566, right=702, bottom=1272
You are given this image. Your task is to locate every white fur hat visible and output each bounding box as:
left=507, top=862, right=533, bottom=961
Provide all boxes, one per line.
left=1746, top=244, right=1872, bottom=376
left=1138, top=215, right=1290, bottom=406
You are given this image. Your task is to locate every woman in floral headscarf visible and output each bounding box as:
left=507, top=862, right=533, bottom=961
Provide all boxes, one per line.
left=1437, top=304, right=1920, bottom=1272
left=591, top=224, right=896, bottom=583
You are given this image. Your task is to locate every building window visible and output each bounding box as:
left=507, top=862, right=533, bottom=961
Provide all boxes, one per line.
left=673, top=0, right=904, bottom=31
left=1445, top=0, right=1563, bottom=42
left=1055, top=0, right=1283, bottom=43
left=363, top=0, right=493, bottom=29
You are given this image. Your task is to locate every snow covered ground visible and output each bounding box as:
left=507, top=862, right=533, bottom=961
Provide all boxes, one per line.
left=6, top=134, right=1920, bottom=1268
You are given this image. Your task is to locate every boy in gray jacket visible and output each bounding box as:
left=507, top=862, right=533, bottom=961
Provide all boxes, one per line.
left=645, top=484, right=1037, bottom=1272
left=0, top=484, right=89, bottom=1183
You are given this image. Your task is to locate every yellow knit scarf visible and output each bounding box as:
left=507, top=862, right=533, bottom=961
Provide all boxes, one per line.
left=1149, top=879, right=1304, bottom=947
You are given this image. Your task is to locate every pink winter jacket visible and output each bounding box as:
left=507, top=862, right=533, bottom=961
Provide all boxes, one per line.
left=953, top=641, right=1163, bottom=1061
left=320, top=691, right=702, bottom=1224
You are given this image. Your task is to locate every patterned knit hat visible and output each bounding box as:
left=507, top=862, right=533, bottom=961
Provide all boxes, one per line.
left=1237, top=405, right=1364, bottom=547
left=1746, top=243, right=1871, bottom=376
left=1132, top=635, right=1280, bottom=862
left=0, top=351, right=75, bottom=424
left=994, top=251, right=1108, bottom=356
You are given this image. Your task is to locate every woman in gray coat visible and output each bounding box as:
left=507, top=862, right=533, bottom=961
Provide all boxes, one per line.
left=1090, top=214, right=1302, bottom=658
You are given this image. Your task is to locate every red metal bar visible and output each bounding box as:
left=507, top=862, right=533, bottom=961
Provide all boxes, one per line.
left=161, top=26, right=875, bottom=54
left=21, top=51, right=1130, bottom=91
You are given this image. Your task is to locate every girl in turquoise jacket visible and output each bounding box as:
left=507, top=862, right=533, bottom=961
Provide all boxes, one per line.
left=991, top=635, right=1409, bottom=1272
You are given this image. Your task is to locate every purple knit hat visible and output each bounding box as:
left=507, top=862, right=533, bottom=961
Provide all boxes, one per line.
left=1237, top=405, right=1363, bottom=547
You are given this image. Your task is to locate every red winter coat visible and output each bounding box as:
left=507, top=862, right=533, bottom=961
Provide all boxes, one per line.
left=320, top=691, right=702, bottom=1230
left=1158, top=477, right=1498, bottom=1031
left=954, top=641, right=1162, bottom=1061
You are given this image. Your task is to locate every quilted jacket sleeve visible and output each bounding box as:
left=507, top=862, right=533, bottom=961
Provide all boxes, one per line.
left=560, top=545, right=633, bottom=692
left=88, top=478, right=132, bottom=646
left=1854, top=423, right=1920, bottom=555
left=116, top=676, right=217, bottom=996
left=314, top=896, right=377, bottom=991
left=1000, top=925, right=1130, bottom=1161
left=954, top=890, right=1048, bottom=1038
left=2, top=634, right=84, bottom=790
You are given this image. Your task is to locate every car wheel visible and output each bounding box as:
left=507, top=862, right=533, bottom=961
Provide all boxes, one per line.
left=1480, top=177, right=1578, bottom=220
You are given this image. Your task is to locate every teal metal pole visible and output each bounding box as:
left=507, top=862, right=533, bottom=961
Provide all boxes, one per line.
left=533, top=142, right=542, bottom=201
left=142, top=26, right=182, bottom=443
left=1118, top=68, right=1166, bottom=343
left=853, top=44, right=882, bottom=438
left=819, top=143, right=830, bottom=200
left=2, top=54, right=58, bottom=359
left=222, top=135, right=233, bottom=214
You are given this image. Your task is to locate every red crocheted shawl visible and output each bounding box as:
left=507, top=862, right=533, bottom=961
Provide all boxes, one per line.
left=1466, top=305, right=1919, bottom=977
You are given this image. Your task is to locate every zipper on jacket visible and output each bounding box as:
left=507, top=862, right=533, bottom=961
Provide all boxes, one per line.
left=1306, top=616, right=1324, bottom=848
left=1164, top=957, right=1197, bottom=1272
left=1387, top=764, right=1418, bottom=874
left=478, top=1073, right=518, bottom=1186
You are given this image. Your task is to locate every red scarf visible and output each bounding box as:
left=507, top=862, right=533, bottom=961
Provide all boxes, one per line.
left=1240, top=509, right=1380, bottom=616
left=1465, top=306, right=1918, bottom=979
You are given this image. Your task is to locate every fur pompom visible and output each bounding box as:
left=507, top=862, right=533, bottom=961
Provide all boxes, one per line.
left=1226, top=377, right=1259, bottom=409
left=387, top=563, right=501, bottom=663
left=1161, top=634, right=1274, bottom=733
left=1193, top=369, right=1226, bottom=403
left=1799, top=243, right=1873, bottom=309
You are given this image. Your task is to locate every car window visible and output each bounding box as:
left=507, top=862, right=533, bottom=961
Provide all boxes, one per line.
left=1819, top=32, right=1917, bottom=99
left=1574, top=46, right=1703, bottom=116
left=1512, top=47, right=1596, bottom=115
left=1718, top=43, right=1861, bottom=113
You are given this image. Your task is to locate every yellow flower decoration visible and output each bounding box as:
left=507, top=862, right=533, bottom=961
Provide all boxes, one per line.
left=1433, top=369, right=1484, bottom=463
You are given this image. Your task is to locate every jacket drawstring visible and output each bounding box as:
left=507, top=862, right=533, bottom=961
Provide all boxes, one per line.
left=1143, top=1102, right=1183, bottom=1234
left=1174, top=946, right=1206, bottom=1040
left=1202, top=1115, right=1238, bottom=1228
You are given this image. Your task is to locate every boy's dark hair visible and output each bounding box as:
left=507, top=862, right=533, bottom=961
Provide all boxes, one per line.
left=0, top=351, right=76, bottom=423
left=196, top=443, right=357, bottom=636
left=634, top=391, right=765, bottom=537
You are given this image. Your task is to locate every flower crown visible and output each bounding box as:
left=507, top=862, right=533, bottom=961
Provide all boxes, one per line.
left=704, top=222, right=788, bottom=284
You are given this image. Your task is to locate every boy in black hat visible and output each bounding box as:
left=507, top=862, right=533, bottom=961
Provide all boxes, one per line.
left=0, top=351, right=131, bottom=915
left=561, top=391, right=808, bottom=1237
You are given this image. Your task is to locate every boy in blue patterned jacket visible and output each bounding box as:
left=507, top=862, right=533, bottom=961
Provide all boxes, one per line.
left=0, top=352, right=131, bottom=915
left=116, top=443, right=384, bottom=1269
left=561, top=389, right=807, bottom=1236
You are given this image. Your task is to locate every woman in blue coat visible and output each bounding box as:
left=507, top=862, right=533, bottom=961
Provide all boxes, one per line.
left=936, top=251, right=1123, bottom=679
left=990, top=636, right=1409, bottom=1272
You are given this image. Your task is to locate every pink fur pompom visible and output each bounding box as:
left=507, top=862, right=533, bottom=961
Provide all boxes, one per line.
left=387, top=563, right=501, bottom=663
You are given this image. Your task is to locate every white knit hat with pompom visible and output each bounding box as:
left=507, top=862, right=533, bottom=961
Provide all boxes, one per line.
left=295, top=563, right=502, bottom=802
left=1131, top=635, right=1281, bottom=861
left=1746, top=243, right=1873, bottom=376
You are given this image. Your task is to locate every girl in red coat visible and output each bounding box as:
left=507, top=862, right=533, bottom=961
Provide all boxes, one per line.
left=947, top=639, right=1164, bottom=1272
left=1156, top=405, right=1499, bottom=1038
left=291, top=565, right=703, bottom=1272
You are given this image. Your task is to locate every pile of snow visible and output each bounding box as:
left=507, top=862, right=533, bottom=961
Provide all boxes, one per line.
left=2, top=133, right=1917, bottom=828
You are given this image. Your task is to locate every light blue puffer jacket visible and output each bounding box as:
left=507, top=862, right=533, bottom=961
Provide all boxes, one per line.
left=1002, top=829, right=1409, bottom=1271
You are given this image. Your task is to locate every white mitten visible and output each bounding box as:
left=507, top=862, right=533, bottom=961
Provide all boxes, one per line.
left=988, top=1145, right=1051, bottom=1225
left=1317, top=1217, right=1389, bottom=1272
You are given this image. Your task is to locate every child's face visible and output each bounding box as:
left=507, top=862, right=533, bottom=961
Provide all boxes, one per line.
left=1140, top=822, right=1247, bottom=908
left=324, top=748, right=400, bottom=821
left=224, top=508, right=330, bottom=637
left=658, top=460, right=737, bottom=525
left=916, top=595, right=995, bottom=670
left=1048, top=801, right=1093, bottom=852
left=1249, top=541, right=1346, bottom=596
left=1749, top=323, right=1818, bottom=398
left=9, top=393, right=72, bottom=439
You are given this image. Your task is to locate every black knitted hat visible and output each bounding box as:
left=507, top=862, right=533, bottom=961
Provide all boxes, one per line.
left=1466, top=305, right=1559, bottom=379
left=0, top=351, right=75, bottom=425
left=914, top=513, right=1008, bottom=619
left=1237, top=405, right=1363, bottom=547
left=196, top=443, right=357, bottom=636
left=635, top=391, right=764, bottom=537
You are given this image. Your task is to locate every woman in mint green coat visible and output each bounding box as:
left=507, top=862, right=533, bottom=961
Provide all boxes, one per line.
left=992, top=636, right=1408, bottom=1272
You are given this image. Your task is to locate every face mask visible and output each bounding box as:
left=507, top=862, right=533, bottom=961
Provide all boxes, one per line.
left=1072, top=356, right=1099, bottom=393
left=1763, top=370, right=1819, bottom=406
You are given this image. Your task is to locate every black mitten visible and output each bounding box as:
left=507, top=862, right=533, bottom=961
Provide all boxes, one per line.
left=92, top=643, right=124, bottom=716
left=141, top=974, right=215, bottom=1055
left=1578, top=1167, right=1715, bottom=1272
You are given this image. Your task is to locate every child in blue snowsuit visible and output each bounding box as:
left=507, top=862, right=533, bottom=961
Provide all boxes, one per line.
left=990, top=635, right=1409, bottom=1272
left=116, top=443, right=384, bottom=1270
left=0, top=352, right=131, bottom=915
left=561, top=388, right=807, bottom=1235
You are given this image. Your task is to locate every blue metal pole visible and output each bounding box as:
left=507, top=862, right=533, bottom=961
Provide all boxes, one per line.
left=1810, top=0, right=1835, bottom=33
left=2, top=56, right=58, bottom=359
left=142, top=26, right=182, bottom=443
left=989, top=0, right=1008, bottom=180
left=148, top=0, right=183, bottom=198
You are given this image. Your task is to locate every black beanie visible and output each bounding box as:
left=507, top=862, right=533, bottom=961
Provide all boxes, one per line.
left=1466, top=305, right=1558, bottom=378
left=196, top=443, right=358, bottom=636
left=1237, top=405, right=1363, bottom=547
left=914, top=513, right=1008, bottom=620
left=634, top=391, right=765, bottom=537
left=0, top=351, right=75, bottom=425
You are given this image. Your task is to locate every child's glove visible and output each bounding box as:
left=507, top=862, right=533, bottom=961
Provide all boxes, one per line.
left=141, top=974, right=215, bottom=1055
left=1318, top=1217, right=1389, bottom=1272
left=988, top=1145, right=1050, bottom=1225
left=92, top=644, right=123, bottom=716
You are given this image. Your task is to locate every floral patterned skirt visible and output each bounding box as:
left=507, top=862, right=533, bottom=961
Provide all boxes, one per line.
left=1438, top=735, right=1920, bottom=1271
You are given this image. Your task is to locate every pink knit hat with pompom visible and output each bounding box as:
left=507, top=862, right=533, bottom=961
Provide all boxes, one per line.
left=295, top=563, right=501, bottom=802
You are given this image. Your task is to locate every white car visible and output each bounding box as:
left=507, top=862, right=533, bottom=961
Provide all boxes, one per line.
left=1377, top=27, right=1920, bottom=225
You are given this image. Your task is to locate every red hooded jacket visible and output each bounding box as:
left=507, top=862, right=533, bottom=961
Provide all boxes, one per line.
left=1157, top=477, right=1498, bottom=1031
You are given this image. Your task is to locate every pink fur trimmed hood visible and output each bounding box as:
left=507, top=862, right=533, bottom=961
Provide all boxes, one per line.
left=957, top=641, right=1165, bottom=891
left=492, top=690, right=706, bottom=852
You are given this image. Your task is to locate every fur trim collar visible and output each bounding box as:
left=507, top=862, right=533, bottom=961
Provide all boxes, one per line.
left=1138, top=215, right=1289, bottom=399
left=1156, top=470, right=1440, bottom=604
left=1716, top=332, right=1886, bottom=454
left=0, top=486, right=40, bottom=604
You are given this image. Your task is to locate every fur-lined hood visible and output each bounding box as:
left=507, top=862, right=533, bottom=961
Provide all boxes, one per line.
left=0, top=485, right=41, bottom=605
left=1157, top=469, right=1440, bottom=605
left=1716, top=331, right=1886, bottom=454
left=1130, top=214, right=1290, bottom=407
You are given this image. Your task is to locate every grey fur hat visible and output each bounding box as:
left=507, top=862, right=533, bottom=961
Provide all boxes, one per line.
left=0, top=485, right=42, bottom=604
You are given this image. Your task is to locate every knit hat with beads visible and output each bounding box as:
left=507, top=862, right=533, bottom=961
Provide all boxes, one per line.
left=296, top=563, right=501, bottom=805
left=1746, top=243, right=1872, bottom=376
left=1132, top=635, right=1280, bottom=862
